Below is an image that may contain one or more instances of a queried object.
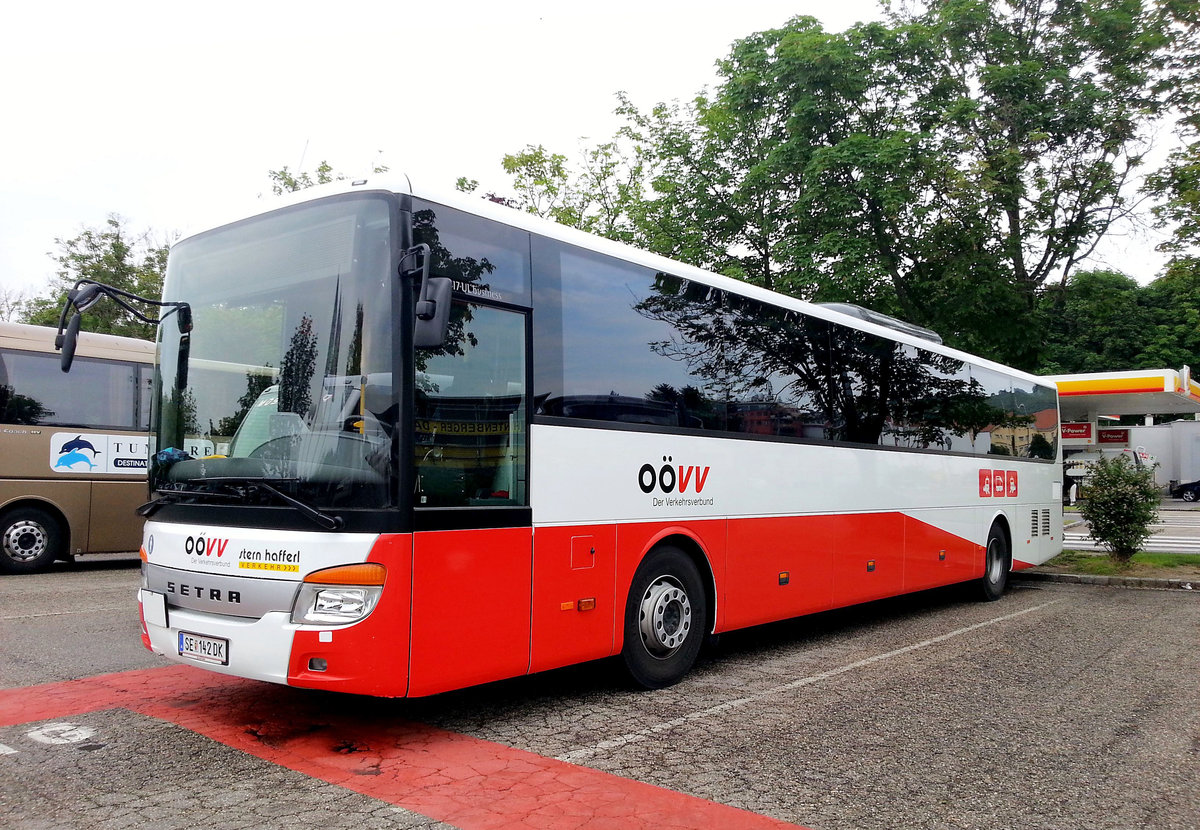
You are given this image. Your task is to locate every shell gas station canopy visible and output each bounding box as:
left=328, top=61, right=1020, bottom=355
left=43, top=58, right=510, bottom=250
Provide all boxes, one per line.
left=1044, top=368, right=1200, bottom=488
left=1046, top=368, right=1200, bottom=424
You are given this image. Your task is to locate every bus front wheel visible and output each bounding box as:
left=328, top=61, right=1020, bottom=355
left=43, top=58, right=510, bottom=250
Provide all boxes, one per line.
left=0, top=506, right=63, bottom=575
left=622, top=546, right=707, bottom=689
left=979, top=523, right=1010, bottom=602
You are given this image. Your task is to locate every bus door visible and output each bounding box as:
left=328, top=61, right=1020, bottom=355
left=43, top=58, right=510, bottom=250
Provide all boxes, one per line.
left=408, top=304, right=533, bottom=697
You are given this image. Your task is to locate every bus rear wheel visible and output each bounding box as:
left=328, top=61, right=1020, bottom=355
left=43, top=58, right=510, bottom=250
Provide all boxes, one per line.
left=622, top=546, right=707, bottom=689
left=979, top=523, right=1010, bottom=602
left=0, top=506, right=63, bottom=575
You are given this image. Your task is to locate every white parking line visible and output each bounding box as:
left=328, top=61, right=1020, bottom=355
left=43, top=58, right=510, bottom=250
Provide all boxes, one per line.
left=0, top=606, right=128, bottom=621
left=557, top=600, right=1062, bottom=763
left=1064, top=533, right=1200, bottom=553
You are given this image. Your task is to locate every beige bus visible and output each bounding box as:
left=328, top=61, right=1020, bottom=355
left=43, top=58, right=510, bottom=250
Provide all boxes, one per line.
left=0, top=321, right=154, bottom=573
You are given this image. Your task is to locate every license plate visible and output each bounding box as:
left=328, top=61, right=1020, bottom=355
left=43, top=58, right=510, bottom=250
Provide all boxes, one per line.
left=178, top=631, right=229, bottom=665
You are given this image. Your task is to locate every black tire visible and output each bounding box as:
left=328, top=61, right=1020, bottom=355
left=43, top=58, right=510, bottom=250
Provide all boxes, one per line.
left=621, top=546, right=707, bottom=689
left=1183, top=488, right=1198, bottom=503
left=979, top=523, right=1010, bottom=602
left=0, top=506, right=64, bottom=575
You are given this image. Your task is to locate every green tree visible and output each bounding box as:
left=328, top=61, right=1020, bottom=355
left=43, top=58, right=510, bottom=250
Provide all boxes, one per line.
left=20, top=215, right=170, bottom=340
left=1036, top=270, right=1151, bottom=373
left=1136, top=260, right=1200, bottom=368
left=267, top=160, right=336, bottom=195
left=638, top=3, right=1168, bottom=369
left=1145, top=2, right=1200, bottom=307
left=464, top=136, right=650, bottom=245
left=491, top=3, right=1173, bottom=370
left=278, top=315, right=317, bottom=416
left=267, top=158, right=389, bottom=195
left=1078, top=455, right=1161, bottom=563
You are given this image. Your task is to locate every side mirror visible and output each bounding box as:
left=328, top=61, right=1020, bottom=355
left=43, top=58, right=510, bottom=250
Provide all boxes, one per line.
left=54, top=280, right=194, bottom=375
left=414, top=278, right=452, bottom=348
left=403, top=244, right=452, bottom=349
left=59, top=312, right=82, bottom=372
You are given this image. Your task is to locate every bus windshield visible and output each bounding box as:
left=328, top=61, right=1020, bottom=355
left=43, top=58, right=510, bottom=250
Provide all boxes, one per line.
left=151, top=194, right=396, bottom=511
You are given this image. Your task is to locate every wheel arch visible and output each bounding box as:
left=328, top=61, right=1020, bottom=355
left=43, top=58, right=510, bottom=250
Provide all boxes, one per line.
left=639, top=529, right=717, bottom=637
left=0, top=497, right=72, bottom=560
left=984, top=508, right=1012, bottom=580
left=987, top=510, right=1013, bottom=569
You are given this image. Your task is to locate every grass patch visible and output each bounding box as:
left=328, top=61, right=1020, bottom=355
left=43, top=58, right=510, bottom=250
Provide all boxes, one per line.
left=1040, top=549, right=1200, bottom=576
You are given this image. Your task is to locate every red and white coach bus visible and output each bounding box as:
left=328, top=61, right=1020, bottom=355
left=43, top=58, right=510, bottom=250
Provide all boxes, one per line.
left=123, top=175, right=1061, bottom=697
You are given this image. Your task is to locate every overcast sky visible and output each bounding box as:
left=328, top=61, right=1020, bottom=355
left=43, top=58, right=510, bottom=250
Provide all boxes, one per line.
left=0, top=0, right=1166, bottom=301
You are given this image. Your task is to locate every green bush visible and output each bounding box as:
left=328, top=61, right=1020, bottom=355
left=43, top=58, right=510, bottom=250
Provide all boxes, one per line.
left=1077, top=456, right=1161, bottom=563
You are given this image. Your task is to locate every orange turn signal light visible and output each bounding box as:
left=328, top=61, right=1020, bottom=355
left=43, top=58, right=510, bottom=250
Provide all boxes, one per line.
left=303, top=563, right=386, bottom=585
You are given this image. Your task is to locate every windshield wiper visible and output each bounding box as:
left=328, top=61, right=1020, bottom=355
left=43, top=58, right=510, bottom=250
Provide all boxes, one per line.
left=204, top=477, right=345, bottom=531
left=137, top=485, right=239, bottom=518
left=138, top=478, right=344, bottom=530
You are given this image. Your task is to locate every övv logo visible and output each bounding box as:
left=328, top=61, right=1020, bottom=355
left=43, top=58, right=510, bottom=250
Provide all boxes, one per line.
left=184, top=535, right=230, bottom=558
left=638, top=455, right=711, bottom=495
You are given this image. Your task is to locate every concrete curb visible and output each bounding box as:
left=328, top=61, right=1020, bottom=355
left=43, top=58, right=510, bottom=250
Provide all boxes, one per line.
left=1012, top=570, right=1198, bottom=592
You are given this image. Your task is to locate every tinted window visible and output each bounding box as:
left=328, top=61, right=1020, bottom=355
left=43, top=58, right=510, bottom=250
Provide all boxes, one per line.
left=530, top=236, right=1055, bottom=461
left=535, top=242, right=726, bottom=430
left=0, top=348, right=144, bottom=429
left=412, top=200, right=531, bottom=306
left=415, top=304, right=527, bottom=507
left=1008, top=378, right=1060, bottom=459
left=904, top=348, right=978, bottom=453
left=968, top=365, right=1019, bottom=457
left=721, top=295, right=836, bottom=440
left=827, top=324, right=906, bottom=445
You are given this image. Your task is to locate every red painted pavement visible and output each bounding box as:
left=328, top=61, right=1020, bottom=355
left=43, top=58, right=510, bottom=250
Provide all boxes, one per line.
left=0, top=666, right=807, bottom=830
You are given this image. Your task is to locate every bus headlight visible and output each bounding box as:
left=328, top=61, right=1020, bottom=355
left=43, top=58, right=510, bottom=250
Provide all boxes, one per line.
left=291, top=563, right=386, bottom=625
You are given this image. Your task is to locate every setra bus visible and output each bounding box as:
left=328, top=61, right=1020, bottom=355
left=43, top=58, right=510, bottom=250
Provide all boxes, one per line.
left=0, top=321, right=154, bottom=573
left=106, top=175, right=1062, bottom=696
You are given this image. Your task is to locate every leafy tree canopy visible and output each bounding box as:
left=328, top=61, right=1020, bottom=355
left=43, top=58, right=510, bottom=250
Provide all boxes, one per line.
left=1037, top=270, right=1150, bottom=374
left=487, top=0, right=1181, bottom=372
left=267, top=158, right=389, bottom=195
left=19, top=215, right=171, bottom=340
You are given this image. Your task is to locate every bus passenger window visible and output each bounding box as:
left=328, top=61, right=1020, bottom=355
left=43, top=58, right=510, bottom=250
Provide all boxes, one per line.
left=414, top=304, right=527, bottom=508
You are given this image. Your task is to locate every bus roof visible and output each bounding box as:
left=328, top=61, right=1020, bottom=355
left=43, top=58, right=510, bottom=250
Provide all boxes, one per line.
left=182, top=172, right=1054, bottom=390
left=0, top=321, right=155, bottom=363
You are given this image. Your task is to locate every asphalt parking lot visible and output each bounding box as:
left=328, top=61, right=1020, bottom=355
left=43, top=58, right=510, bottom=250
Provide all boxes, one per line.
left=1, top=559, right=1198, bottom=830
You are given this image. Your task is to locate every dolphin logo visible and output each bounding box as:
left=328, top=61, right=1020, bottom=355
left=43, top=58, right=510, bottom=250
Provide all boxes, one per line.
left=60, top=435, right=100, bottom=456
left=55, top=450, right=97, bottom=470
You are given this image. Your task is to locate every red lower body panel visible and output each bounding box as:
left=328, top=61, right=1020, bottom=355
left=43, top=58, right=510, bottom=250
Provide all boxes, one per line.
left=281, top=512, right=985, bottom=697
left=287, top=534, right=413, bottom=696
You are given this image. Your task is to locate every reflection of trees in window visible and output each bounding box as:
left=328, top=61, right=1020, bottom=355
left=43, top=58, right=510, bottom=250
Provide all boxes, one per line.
left=1028, top=433, right=1055, bottom=459
left=214, top=370, right=275, bottom=437
left=646, top=383, right=722, bottom=430
left=888, top=350, right=974, bottom=450
left=0, top=385, right=53, bottom=424
left=635, top=278, right=834, bottom=434
left=161, top=387, right=199, bottom=445
left=635, top=278, right=998, bottom=450
left=347, top=303, right=363, bottom=376
left=412, top=209, right=483, bottom=371
left=279, top=314, right=317, bottom=415
left=414, top=209, right=497, bottom=291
